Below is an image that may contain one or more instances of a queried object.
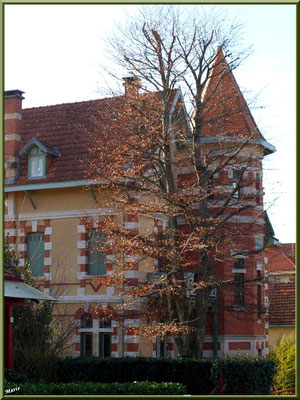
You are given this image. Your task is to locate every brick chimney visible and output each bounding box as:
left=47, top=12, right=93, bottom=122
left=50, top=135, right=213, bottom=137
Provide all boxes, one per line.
left=123, top=76, right=141, bottom=97
left=4, top=90, right=24, bottom=180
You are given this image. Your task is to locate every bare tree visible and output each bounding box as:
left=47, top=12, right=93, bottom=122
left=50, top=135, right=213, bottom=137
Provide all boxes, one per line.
left=86, top=6, right=266, bottom=358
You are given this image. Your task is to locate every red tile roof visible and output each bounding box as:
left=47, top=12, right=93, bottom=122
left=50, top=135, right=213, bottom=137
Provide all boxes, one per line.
left=266, top=244, right=296, bottom=273
left=268, top=282, right=295, bottom=326
left=6, top=90, right=178, bottom=188
left=12, top=97, right=125, bottom=186
left=201, top=50, right=275, bottom=156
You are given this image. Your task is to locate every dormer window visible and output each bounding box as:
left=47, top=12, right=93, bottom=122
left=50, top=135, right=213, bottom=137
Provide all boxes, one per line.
left=18, top=137, right=61, bottom=181
left=28, top=147, right=46, bottom=178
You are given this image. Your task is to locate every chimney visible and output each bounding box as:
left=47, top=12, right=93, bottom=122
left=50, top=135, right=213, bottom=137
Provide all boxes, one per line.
left=123, top=76, right=141, bottom=97
left=4, top=90, right=24, bottom=180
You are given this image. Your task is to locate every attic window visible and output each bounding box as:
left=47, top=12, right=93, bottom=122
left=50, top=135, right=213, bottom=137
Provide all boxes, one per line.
left=28, top=147, right=46, bottom=179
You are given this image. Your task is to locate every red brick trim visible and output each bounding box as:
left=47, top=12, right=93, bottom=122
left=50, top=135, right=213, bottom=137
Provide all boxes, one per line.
left=228, top=342, right=251, bottom=350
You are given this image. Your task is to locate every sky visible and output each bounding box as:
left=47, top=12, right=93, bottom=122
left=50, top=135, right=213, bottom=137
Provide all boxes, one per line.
left=4, top=4, right=296, bottom=243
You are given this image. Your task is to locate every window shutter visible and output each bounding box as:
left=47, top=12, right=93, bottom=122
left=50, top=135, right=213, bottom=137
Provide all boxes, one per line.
left=88, top=231, right=106, bottom=275
left=27, top=233, right=44, bottom=277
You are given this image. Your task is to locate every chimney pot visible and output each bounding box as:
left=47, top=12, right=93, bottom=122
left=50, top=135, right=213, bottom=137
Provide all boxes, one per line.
left=4, top=89, right=25, bottom=100
left=123, top=76, right=141, bottom=97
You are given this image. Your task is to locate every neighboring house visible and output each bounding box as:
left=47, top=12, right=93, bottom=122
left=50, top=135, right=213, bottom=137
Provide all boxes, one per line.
left=266, top=243, right=296, bottom=283
left=4, top=54, right=275, bottom=359
left=4, top=272, right=55, bottom=369
left=268, top=282, right=295, bottom=352
left=264, top=243, right=296, bottom=351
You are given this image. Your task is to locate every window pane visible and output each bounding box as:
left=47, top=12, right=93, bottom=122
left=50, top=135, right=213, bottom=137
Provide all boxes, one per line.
left=81, top=313, right=93, bottom=328
left=80, top=332, right=93, bottom=357
left=88, top=231, right=106, bottom=275
left=156, top=337, right=167, bottom=357
left=27, top=233, right=44, bottom=277
left=99, top=318, right=111, bottom=328
left=99, top=333, right=111, bottom=358
left=255, top=236, right=264, bottom=250
left=234, top=258, right=244, bottom=269
left=30, top=156, right=44, bottom=177
left=234, top=273, right=244, bottom=306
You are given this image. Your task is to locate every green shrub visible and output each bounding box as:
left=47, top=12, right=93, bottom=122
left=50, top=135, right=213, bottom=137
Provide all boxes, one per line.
left=270, top=334, right=295, bottom=392
left=4, top=381, right=186, bottom=395
left=54, top=356, right=213, bottom=394
left=4, top=369, right=32, bottom=384
left=210, top=353, right=275, bottom=395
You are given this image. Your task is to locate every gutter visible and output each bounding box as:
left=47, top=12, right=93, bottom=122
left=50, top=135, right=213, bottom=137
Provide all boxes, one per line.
left=4, top=179, right=106, bottom=192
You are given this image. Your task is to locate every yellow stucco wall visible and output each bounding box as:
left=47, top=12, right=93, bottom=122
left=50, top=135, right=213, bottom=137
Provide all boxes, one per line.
left=268, top=326, right=295, bottom=352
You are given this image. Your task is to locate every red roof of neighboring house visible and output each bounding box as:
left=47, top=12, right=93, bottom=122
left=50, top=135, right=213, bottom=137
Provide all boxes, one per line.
left=266, top=244, right=296, bottom=273
left=268, top=282, right=295, bottom=326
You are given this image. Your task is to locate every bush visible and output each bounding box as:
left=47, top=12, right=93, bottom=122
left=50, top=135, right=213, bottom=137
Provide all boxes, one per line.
left=210, top=354, right=275, bottom=395
left=4, top=369, right=32, bottom=384
left=54, top=356, right=213, bottom=395
left=4, top=381, right=186, bottom=395
left=270, top=334, right=295, bottom=392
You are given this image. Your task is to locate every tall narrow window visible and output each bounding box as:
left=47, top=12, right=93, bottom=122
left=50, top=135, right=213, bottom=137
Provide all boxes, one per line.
left=255, top=236, right=264, bottom=251
left=232, top=170, right=241, bottom=199
left=28, top=147, right=46, bottom=179
left=80, top=313, right=93, bottom=357
left=27, top=233, right=44, bottom=277
left=257, top=270, right=262, bottom=319
left=234, top=273, right=244, bottom=307
left=88, top=230, right=106, bottom=276
left=156, top=337, right=167, bottom=357
left=99, top=333, right=111, bottom=358
left=80, top=332, right=93, bottom=357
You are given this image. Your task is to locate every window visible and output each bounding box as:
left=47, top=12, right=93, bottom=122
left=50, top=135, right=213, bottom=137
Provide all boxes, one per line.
left=275, top=276, right=280, bottom=283
left=234, top=273, right=244, bottom=307
left=99, top=318, right=111, bottom=328
left=255, top=236, right=264, bottom=251
left=28, top=147, right=46, bottom=179
left=27, top=233, right=44, bottom=277
left=80, top=332, right=93, bottom=357
left=156, top=337, right=167, bottom=357
left=232, top=170, right=241, bottom=199
left=81, top=313, right=93, bottom=328
left=257, top=271, right=262, bottom=319
left=99, top=333, right=111, bottom=358
left=232, top=182, right=241, bottom=199
left=99, top=317, right=111, bottom=358
left=88, top=230, right=106, bottom=275
left=234, top=258, right=244, bottom=269
left=80, top=313, right=93, bottom=357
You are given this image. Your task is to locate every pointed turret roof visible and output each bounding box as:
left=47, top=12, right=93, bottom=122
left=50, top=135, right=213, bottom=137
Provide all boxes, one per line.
left=200, top=48, right=275, bottom=155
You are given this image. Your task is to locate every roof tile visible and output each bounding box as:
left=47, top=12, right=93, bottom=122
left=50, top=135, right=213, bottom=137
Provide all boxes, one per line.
left=268, top=282, right=295, bottom=326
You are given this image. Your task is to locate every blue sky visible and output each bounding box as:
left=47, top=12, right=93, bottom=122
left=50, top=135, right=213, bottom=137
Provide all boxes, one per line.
left=4, top=4, right=296, bottom=243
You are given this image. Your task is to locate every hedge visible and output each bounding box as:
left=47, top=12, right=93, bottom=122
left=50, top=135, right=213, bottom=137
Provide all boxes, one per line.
left=7, top=356, right=275, bottom=395
left=210, top=354, right=275, bottom=395
left=4, top=381, right=186, bottom=395
left=54, top=356, right=213, bottom=395
left=4, top=369, right=32, bottom=384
